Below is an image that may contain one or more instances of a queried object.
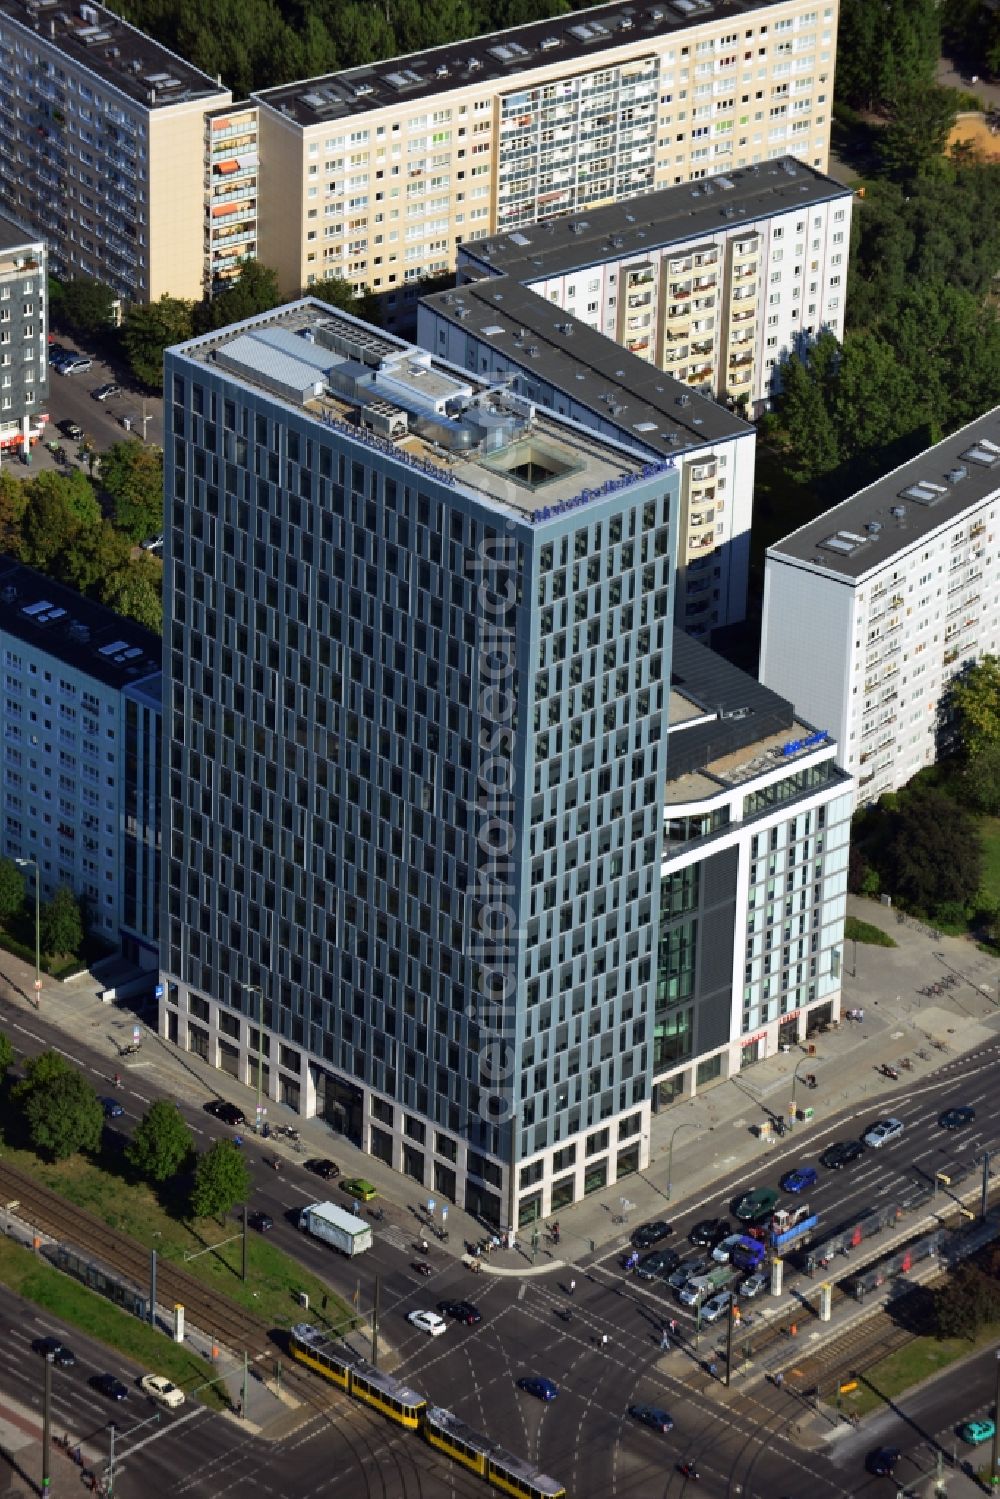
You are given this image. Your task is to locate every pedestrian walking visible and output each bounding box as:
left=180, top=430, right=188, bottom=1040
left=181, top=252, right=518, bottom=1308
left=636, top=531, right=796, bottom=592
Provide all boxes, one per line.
left=708, top=1361, right=718, bottom=1379
left=668, top=1318, right=678, bottom=1336
left=660, top=1333, right=670, bottom=1352
left=601, top=1333, right=609, bottom=1350
left=569, top=1279, right=576, bottom=1295
left=773, top=1370, right=784, bottom=1389
left=113, top=1072, right=121, bottom=1087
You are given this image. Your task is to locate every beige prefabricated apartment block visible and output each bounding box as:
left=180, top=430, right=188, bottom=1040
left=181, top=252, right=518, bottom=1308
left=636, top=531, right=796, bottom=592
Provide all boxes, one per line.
left=255, top=0, right=838, bottom=305
left=0, top=0, right=229, bottom=303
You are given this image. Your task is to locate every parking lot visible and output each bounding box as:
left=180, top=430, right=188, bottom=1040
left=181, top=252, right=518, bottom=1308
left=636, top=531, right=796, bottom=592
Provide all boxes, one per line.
left=28, top=338, right=164, bottom=472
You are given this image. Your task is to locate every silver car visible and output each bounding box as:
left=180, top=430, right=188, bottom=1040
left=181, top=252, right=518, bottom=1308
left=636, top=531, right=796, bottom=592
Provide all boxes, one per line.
left=861, top=1117, right=904, bottom=1149
left=701, top=1289, right=735, bottom=1323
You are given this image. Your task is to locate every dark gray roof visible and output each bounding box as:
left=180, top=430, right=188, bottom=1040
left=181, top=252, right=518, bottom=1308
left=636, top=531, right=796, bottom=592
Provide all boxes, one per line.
left=422, top=277, right=750, bottom=457
left=0, top=558, right=162, bottom=690
left=256, top=0, right=791, bottom=125
left=0, top=0, right=227, bottom=110
left=461, top=159, right=851, bottom=282
left=767, top=406, right=1000, bottom=581
left=666, top=629, right=794, bottom=779
left=0, top=208, right=44, bottom=253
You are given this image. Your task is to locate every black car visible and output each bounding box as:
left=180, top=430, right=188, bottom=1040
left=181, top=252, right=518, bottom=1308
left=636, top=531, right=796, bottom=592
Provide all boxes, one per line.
left=204, top=1100, right=246, bottom=1127
left=820, top=1140, right=865, bottom=1170
left=92, top=1373, right=129, bottom=1402
left=667, top=1257, right=709, bottom=1291
left=628, top=1404, right=673, bottom=1432
left=248, top=1212, right=273, bottom=1232
left=636, top=1248, right=681, bottom=1280
left=866, top=1446, right=901, bottom=1477
left=690, top=1217, right=731, bottom=1247
left=631, top=1220, right=673, bottom=1250
left=57, top=419, right=84, bottom=441
left=438, top=1299, right=482, bottom=1325
left=304, top=1157, right=340, bottom=1181
left=939, top=1106, right=976, bottom=1130
left=32, top=1335, right=75, bottom=1366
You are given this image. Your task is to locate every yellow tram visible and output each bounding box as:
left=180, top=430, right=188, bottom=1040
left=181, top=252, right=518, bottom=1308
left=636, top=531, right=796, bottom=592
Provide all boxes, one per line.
left=423, top=1406, right=566, bottom=1499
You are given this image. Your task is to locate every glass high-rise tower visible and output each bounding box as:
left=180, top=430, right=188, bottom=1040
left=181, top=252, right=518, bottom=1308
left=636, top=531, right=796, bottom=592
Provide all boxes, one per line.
left=161, top=301, right=677, bottom=1228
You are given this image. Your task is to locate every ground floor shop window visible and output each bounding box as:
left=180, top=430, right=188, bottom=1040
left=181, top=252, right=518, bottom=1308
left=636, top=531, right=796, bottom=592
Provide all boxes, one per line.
left=616, top=1145, right=639, bottom=1178
left=583, top=1159, right=608, bottom=1196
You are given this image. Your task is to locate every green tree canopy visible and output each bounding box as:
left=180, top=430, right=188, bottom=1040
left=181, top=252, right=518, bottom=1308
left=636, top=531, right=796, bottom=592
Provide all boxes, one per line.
left=948, top=655, right=1000, bottom=760
left=880, top=85, right=958, bottom=182
left=195, top=259, right=282, bottom=334
left=101, top=553, right=163, bottom=634
left=23, top=1068, right=104, bottom=1161
left=189, top=1138, right=251, bottom=1220
left=15, top=1049, right=71, bottom=1102
left=121, top=296, right=194, bottom=391
left=40, top=885, right=84, bottom=957
left=961, top=742, right=1000, bottom=817
left=836, top=0, right=939, bottom=110
left=0, top=1030, right=14, bottom=1076
left=127, top=1100, right=194, bottom=1183
left=55, top=277, right=118, bottom=338
left=0, top=473, right=28, bottom=555
left=883, top=785, right=983, bottom=917
left=99, top=441, right=164, bottom=542
left=0, top=859, right=25, bottom=922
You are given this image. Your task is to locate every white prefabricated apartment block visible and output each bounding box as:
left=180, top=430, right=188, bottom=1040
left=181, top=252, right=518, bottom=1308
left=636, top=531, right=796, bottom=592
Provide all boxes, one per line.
left=455, top=156, right=851, bottom=415
left=760, top=408, right=1000, bottom=805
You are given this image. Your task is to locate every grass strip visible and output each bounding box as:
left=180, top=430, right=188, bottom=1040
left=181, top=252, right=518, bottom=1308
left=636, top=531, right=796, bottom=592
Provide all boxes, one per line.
left=844, top=916, right=897, bottom=948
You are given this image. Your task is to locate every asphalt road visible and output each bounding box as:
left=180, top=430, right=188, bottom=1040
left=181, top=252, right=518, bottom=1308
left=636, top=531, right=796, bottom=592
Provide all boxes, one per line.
left=827, top=1338, right=1000, bottom=1495
left=42, top=337, right=164, bottom=453
left=3, top=990, right=999, bottom=1499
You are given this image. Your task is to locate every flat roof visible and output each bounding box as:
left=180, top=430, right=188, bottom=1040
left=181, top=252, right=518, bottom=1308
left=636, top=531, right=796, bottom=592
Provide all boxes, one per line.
left=0, top=209, right=44, bottom=254
left=461, top=158, right=851, bottom=282
left=0, top=558, right=162, bottom=690
left=255, top=0, right=794, bottom=126
left=422, top=278, right=751, bottom=458
left=171, top=300, right=674, bottom=525
left=767, top=406, right=1000, bottom=581
left=0, top=0, right=228, bottom=111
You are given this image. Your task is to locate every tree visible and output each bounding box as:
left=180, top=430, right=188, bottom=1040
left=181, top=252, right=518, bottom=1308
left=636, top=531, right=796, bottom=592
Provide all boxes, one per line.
left=127, top=1100, right=194, bottom=1183
left=0, top=858, right=25, bottom=922
left=99, top=441, right=164, bottom=542
left=16, top=1049, right=70, bottom=1101
left=101, top=555, right=163, bottom=634
left=189, top=1138, right=251, bottom=1220
left=121, top=296, right=194, bottom=391
left=880, top=85, right=958, bottom=182
left=195, top=259, right=282, bottom=334
left=40, top=885, right=84, bottom=957
left=961, top=742, right=1000, bottom=816
left=0, top=473, right=28, bottom=555
left=30, top=469, right=102, bottom=529
left=23, top=1068, right=103, bottom=1161
left=56, top=278, right=117, bottom=338
left=884, top=786, right=983, bottom=917
left=934, top=1264, right=1000, bottom=1341
left=311, top=276, right=382, bottom=326
left=0, top=1030, right=14, bottom=1076
left=948, top=656, right=1000, bottom=761
left=774, top=332, right=841, bottom=483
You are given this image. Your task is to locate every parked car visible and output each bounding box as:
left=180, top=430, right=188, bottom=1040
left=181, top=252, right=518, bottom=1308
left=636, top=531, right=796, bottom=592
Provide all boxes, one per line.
left=408, top=1310, right=446, bottom=1338
left=733, top=1186, right=780, bottom=1223
left=92, top=1373, right=129, bottom=1402
left=939, top=1106, right=976, bottom=1130
left=140, top=534, right=164, bottom=552
left=861, top=1117, right=904, bottom=1150
left=957, top=1418, right=996, bottom=1446
left=631, top=1220, right=673, bottom=1250
left=304, top=1157, right=340, bottom=1181
left=628, top=1404, right=673, bottom=1433
left=690, top=1217, right=730, bottom=1248
left=57, top=419, right=84, bottom=441
left=701, top=1289, right=735, bottom=1324
left=636, top=1248, right=681, bottom=1280
left=667, top=1257, right=709, bottom=1291
left=780, top=1165, right=818, bottom=1194
left=247, top=1212, right=274, bottom=1233
left=139, top=1374, right=185, bottom=1410
left=820, top=1140, right=865, bottom=1170
left=99, top=1096, right=124, bottom=1118
left=92, top=382, right=121, bottom=401
left=58, top=356, right=93, bottom=375
left=438, top=1300, right=481, bottom=1325
left=203, top=1099, right=246, bottom=1127
left=32, top=1335, right=75, bottom=1366
left=517, top=1376, right=558, bottom=1402
left=341, top=1177, right=377, bottom=1202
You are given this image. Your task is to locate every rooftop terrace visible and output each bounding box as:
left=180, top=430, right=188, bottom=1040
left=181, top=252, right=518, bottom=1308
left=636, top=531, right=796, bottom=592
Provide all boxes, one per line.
left=174, top=300, right=676, bottom=525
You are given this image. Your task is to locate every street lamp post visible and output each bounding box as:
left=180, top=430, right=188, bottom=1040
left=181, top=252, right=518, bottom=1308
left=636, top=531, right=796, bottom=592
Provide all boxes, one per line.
left=666, top=1121, right=699, bottom=1201
left=790, top=1055, right=819, bottom=1112
left=241, top=983, right=264, bottom=1132
left=14, top=856, right=40, bottom=1007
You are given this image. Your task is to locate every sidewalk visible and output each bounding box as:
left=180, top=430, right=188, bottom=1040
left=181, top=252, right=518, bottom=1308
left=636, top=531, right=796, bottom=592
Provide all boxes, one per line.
left=1, top=898, right=999, bottom=1276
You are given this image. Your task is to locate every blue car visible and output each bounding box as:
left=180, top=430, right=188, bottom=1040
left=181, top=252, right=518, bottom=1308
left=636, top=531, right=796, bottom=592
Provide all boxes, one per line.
left=517, top=1376, right=558, bottom=1402
left=99, top=1097, right=125, bottom=1119
left=780, top=1165, right=817, bottom=1194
